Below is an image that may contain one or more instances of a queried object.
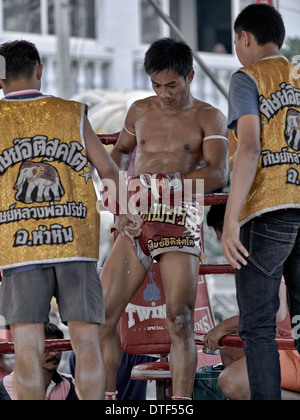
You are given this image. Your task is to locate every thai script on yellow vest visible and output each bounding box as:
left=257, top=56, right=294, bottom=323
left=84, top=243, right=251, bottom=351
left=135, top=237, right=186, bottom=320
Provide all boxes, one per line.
left=0, top=96, right=100, bottom=270
left=229, top=57, right=300, bottom=225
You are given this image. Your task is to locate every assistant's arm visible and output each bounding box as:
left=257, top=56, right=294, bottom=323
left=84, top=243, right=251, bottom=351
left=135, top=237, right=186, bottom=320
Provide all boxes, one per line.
left=111, top=105, right=137, bottom=171
left=222, top=116, right=261, bottom=269
left=222, top=72, right=261, bottom=269
left=84, top=115, right=142, bottom=233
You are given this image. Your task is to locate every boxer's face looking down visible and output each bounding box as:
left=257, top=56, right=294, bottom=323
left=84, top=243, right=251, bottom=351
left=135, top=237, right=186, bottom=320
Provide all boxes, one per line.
left=151, top=68, right=195, bottom=111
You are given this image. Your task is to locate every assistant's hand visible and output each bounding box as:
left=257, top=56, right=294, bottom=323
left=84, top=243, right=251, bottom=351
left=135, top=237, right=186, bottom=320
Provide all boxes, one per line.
left=222, top=218, right=249, bottom=270
left=118, top=213, right=143, bottom=238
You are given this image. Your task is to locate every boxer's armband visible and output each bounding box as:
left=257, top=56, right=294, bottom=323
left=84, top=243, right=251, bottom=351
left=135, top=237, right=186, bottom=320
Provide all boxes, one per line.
left=124, top=125, right=136, bottom=137
left=203, top=135, right=228, bottom=142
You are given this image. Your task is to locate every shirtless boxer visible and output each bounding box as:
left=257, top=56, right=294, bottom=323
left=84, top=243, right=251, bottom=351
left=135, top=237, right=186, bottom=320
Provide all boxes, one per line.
left=100, top=38, right=229, bottom=400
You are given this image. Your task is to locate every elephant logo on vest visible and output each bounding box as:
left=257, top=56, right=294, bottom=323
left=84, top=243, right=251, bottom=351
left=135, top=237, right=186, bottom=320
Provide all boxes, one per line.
left=14, top=162, right=65, bottom=204
left=285, top=109, right=300, bottom=151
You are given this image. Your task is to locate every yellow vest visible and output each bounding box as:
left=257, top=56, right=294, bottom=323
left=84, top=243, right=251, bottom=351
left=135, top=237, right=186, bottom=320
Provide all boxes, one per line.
left=0, top=96, right=100, bottom=270
left=229, top=57, right=300, bottom=225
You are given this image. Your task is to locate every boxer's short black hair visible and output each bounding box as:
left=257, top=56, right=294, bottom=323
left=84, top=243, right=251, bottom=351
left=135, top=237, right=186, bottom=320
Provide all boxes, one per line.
left=144, top=38, right=193, bottom=78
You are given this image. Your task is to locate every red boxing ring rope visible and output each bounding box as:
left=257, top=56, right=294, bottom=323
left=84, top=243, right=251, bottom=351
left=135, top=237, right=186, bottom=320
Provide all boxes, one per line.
left=195, top=333, right=296, bottom=351
left=0, top=340, right=73, bottom=354
left=97, top=133, right=120, bottom=146
left=0, top=334, right=296, bottom=354
left=199, top=264, right=235, bottom=275
left=203, top=193, right=229, bottom=206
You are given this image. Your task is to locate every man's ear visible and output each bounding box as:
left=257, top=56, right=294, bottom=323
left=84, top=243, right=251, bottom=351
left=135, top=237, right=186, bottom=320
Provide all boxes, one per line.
left=241, top=30, right=252, bottom=48
left=186, top=70, right=195, bottom=85
left=36, top=64, right=43, bottom=81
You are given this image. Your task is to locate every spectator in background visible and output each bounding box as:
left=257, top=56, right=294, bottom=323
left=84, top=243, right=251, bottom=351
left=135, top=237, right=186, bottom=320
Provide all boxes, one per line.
left=204, top=283, right=300, bottom=401
left=0, top=354, right=15, bottom=381
left=212, top=43, right=228, bottom=54
left=0, top=323, right=78, bottom=400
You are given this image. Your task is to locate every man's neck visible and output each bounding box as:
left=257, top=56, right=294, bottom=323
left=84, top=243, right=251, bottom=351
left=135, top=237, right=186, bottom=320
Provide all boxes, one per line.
left=2, top=78, right=41, bottom=97
left=4, top=89, right=42, bottom=98
left=252, top=44, right=280, bottom=65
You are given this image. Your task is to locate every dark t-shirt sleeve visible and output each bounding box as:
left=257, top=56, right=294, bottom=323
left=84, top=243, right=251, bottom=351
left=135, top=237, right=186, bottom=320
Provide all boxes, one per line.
left=228, top=71, right=260, bottom=130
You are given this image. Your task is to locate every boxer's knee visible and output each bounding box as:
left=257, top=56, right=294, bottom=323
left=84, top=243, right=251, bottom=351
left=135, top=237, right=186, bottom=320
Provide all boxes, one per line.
left=167, top=306, right=194, bottom=338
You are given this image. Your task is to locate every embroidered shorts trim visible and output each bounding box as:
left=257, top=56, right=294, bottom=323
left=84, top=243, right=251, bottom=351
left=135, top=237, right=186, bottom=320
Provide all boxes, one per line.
left=128, top=173, right=203, bottom=272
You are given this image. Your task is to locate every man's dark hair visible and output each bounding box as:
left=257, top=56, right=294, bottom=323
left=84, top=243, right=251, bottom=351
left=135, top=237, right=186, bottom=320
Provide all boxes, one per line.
left=0, top=40, right=41, bottom=82
left=45, top=323, right=64, bottom=340
left=234, top=4, right=286, bottom=49
left=144, top=38, right=193, bottom=78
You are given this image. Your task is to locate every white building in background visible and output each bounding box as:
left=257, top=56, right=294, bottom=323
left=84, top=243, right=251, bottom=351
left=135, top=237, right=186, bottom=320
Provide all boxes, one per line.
left=0, top=0, right=299, bottom=116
